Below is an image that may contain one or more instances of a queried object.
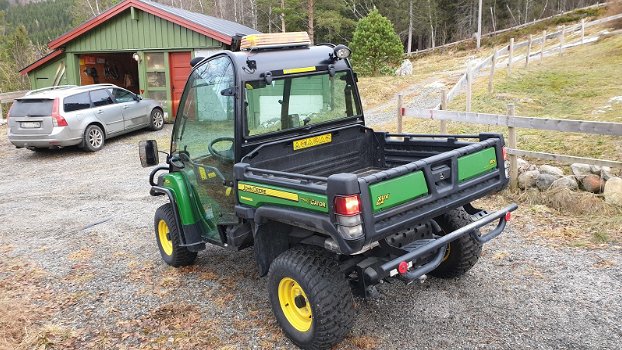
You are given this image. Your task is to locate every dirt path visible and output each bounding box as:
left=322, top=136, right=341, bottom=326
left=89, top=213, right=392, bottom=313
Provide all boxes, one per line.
left=1, top=124, right=621, bottom=349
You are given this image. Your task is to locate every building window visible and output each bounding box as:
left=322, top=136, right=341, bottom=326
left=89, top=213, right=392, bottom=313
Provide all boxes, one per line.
left=144, top=52, right=168, bottom=110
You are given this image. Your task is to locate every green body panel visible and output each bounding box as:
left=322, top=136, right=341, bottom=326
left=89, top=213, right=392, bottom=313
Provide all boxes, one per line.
left=369, top=171, right=428, bottom=213
left=28, top=57, right=67, bottom=90
left=163, top=172, right=219, bottom=241
left=458, top=147, right=498, bottom=181
left=65, top=9, right=221, bottom=52
left=238, top=181, right=329, bottom=213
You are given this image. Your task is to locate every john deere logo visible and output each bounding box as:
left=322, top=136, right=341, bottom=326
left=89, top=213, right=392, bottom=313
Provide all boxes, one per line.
left=489, top=159, right=497, bottom=166
left=376, top=194, right=390, bottom=206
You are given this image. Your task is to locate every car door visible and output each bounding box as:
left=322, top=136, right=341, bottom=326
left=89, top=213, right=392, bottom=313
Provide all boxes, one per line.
left=89, top=89, right=124, bottom=135
left=171, top=55, right=236, bottom=239
left=109, top=88, right=148, bottom=129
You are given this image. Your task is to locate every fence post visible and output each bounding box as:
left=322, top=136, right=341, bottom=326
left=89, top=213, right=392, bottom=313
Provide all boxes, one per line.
left=488, top=51, right=497, bottom=94
left=507, top=103, right=518, bottom=191
left=397, top=94, right=403, bottom=133
left=525, top=34, right=533, bottom=67
left=540, top=30, right=547, bottom=63
left=581, top=19, right=585, bottom=44
left=508, top=38, right=514, bottom=77
left=466, top=69, right=472, bottom=112
left=0, top=103, right=3, bottom=125
left=559, top=25, right=565, bottom=56
left=440, top=89, right=448, bottom=134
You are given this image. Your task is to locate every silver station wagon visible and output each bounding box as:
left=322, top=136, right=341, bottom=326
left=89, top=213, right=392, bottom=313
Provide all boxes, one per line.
left=8, top=84, right=164, bottom=152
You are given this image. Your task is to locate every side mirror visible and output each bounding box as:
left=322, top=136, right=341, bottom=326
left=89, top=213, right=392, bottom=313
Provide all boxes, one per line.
left=139, top=140, right=159, bottom=167
left=134, top=94, right=142, bottom=101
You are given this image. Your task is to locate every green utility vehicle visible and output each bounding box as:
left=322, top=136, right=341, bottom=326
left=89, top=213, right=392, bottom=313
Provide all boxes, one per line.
left=139, top=32, right=517, bottom=350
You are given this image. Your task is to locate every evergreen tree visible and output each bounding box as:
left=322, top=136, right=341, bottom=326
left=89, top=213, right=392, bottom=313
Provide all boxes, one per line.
left=350, top=8, right=403, bottom=76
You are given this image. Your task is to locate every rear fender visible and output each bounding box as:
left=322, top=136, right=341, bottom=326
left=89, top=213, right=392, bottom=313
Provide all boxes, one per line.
left=253, top=221, right=291, bottom=276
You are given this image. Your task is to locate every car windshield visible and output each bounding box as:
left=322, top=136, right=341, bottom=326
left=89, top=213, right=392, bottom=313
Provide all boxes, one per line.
left=10, top=99, right=53, bottom=117
left=244, top=71, right=361, bottom=136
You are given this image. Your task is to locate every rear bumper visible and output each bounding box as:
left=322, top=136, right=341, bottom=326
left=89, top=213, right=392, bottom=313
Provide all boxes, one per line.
left=8, top=127, right=82, bottom=148
left=364, top=203, right=518, bottom=285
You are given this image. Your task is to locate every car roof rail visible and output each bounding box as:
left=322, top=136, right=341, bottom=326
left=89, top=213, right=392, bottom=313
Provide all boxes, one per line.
left=25, top=85, right=78, bottom=96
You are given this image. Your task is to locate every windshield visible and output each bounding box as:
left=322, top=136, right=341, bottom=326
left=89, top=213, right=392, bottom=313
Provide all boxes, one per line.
left=244, top=71, right=361, bottom=136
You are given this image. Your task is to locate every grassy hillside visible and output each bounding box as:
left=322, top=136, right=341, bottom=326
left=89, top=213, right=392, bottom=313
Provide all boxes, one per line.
left=364, top=34, right=622, bottom=163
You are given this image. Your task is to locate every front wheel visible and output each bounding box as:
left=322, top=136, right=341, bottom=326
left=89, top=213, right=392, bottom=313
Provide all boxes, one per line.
left=430, top=207, right=482, bottom=278
left=149, top=108, right=164, bottom=131
left=154, top=203, right=197, bottom=267
left=267, top=247, right=354, bottom=350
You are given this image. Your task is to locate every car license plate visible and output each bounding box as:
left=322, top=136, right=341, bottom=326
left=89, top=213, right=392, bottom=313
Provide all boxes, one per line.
left=21, top=121, right=41, bottom=128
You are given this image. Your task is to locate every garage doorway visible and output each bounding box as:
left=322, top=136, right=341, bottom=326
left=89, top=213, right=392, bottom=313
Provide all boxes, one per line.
left=78, top=53, right=139, bottom=94
left=169, top=51, right=192, bottom=119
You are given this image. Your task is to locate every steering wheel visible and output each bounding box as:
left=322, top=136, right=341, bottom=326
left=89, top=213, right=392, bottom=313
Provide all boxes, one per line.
left=208, top=137, right=234, bottom=163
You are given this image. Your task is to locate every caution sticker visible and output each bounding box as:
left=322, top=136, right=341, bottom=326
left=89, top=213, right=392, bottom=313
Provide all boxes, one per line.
left=292, top=133, right=332, bottom=151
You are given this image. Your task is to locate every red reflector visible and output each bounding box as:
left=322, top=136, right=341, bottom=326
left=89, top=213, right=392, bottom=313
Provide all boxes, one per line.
left=51, top=98, right=67, bottom=127
left=398, top=261, right=408, bottom=275
left=505, top=212, right=512, bottom=222
left=334, top=195, right=361, bottom=216
left=502, top=147, right=508, bottom=160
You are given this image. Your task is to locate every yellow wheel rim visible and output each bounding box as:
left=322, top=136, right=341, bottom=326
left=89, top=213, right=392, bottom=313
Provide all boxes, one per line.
left=442, top=243, right=451, bottom=262
left=278, top=277, right=312, bottom=332
left=158, top=219, right=173, bottom=256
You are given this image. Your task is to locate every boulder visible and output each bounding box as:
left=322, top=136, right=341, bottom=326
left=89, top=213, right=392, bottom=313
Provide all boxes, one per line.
left=395, top=59, right=413, bottom=76
left=571, top=163, right=592, bottom=178
left=518, top=170, right=539, bottom=190
left=604, top=177, right=622, bottom=206
left=536, top=173, right=557, bottom=191
left=517, top=158, right=535, bottom=174
left=601, top=166, right=613, bottom=181
left=551, top=176, right=579, bottom=191
left=539, top=165, right=564, bottom=178
left=580, top=174, right=605, bottom=194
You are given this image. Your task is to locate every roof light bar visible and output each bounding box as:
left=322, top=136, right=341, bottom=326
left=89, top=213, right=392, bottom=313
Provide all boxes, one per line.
left=240, top=32, right=311, bottom=50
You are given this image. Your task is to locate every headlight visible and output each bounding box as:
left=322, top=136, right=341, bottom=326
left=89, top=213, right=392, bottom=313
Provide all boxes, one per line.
left=334, top=44, right=351, bottom=60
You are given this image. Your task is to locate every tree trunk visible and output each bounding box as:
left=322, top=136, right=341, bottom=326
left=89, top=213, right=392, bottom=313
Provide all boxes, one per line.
left=308, top=0, right=315, bottom=43
left=407, top=0, right=413, bottom=53
left=281, top=0, right=286, bottom=33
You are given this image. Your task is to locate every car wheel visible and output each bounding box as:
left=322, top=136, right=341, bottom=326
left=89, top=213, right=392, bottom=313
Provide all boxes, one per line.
left=267, top=246, right=355, bottom=349
left=83, top=124, right=105, bottom=152
left=429, top=207, right=482, bottom=278
left=149, top=108, right=164, bottom=131
left=154, top=203, right=197, bottom=267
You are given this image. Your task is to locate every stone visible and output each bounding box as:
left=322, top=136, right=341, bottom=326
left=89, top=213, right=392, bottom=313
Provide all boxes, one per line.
left=517, top=158, right=535, bottom=174
left=551, top=176, right=579, bottom=191
left=580, top=174, right=605, bottom=194
left=604, top=177, right=622, bottom=206
left=536, top=173, right=557, bottom=191
left=589, top=165, right=602, bottom=174
left=518, top=170, right=539, bottom=190
left=395, top=59, right=413, bottom=76
left=601, top=166, right=613, bottom=181
left=539, top=165, right=564, bottom=178
left=571, top=163, right=592, bottom=178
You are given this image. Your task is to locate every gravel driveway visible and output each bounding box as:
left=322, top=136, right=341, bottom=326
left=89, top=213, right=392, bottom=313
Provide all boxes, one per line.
left=1, top=124, right=620, bottom=349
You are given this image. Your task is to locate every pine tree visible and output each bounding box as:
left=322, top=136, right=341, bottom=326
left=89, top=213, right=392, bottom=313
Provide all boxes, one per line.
left=350, top=8, right=403, bottom=76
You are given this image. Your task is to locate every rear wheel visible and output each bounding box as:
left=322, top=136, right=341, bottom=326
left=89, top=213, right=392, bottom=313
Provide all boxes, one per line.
left=267, top=247, right=354, bottom=350
left=149, top=108, right=164, bottom=131
left=430, top=207, right=482, bottom=278
left=82, top=124, right=105, bottom=152
left=154, top=203, right=197, bottom=267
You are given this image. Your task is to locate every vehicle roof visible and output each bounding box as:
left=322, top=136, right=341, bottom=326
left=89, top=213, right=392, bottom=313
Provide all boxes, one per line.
left=19, top=84, right=121, bottom=100
left=207, top=45, right=352, bottom=82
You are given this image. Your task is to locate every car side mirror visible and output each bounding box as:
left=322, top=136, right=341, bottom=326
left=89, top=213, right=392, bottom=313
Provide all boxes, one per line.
left=139, top=140, right=159, bottom=167
left=134, top=95, right=142, bottom=101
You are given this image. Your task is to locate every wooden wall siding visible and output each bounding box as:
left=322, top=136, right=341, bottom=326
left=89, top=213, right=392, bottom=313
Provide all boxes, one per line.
left=29, top=58, right=67, bottom=89
left=66, top=9, right=222, bottom=52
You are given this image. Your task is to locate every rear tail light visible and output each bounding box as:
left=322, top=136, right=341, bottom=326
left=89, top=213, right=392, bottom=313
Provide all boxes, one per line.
left=505, top=212, right=512, bottom=222
left=334, top=195, right=361, bottom=216
left=51, top=98, right=67, bottom=127
left=502, top=147, right=508, bottom=160
left=334, top=195, right=364, bottom=239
